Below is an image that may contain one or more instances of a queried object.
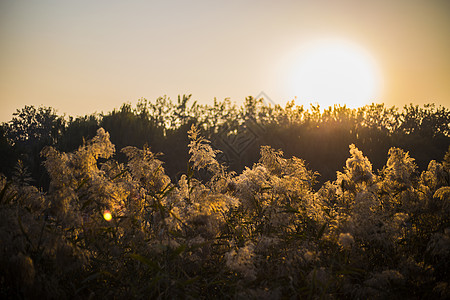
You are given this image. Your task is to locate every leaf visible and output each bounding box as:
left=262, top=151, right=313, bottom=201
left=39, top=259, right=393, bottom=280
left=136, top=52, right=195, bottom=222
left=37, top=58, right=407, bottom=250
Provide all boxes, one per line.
left=75, top=177, right=89, bottom=192
left=170, top=244, right=187, bottom=258
left=81, top=272, right=102, bottom=284
left=81, top=198, right=94, bottom=210
left=181, top=276, right=200, bottom=286
left=160, top=183, right=175, bottom=198
left=281, top=205, right=299, bottom=214
left=0, top=181, right=11, bottom=204
left=434, top=186, right=450, bottom=201
left=17, top=213, right=33, bottom=248
left=0, top=181, right=18, bottom=205
left=316, top=223, right=327, bottom=239
left=111, top=168, right=129, bottom=181
left=337, top=266, right=365, bottom=275
left=260, top=186, right=272, bottom=192
left=129, top=253, right=160, bottom=271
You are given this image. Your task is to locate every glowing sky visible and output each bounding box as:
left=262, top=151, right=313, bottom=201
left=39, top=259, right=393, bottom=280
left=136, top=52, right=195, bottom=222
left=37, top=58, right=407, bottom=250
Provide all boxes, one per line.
left=1, top=0, right=450, bottom=122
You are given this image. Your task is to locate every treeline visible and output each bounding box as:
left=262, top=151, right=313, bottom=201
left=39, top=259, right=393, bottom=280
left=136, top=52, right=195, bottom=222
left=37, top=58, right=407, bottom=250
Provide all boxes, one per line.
left=1, top=95, right=449, bottom=189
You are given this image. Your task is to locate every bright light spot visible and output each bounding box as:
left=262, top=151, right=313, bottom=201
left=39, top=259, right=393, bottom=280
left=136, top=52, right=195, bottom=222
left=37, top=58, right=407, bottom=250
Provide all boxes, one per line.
left=286, top=38, right=383, bottom=109
left=103, top=210, right=112, bottom=221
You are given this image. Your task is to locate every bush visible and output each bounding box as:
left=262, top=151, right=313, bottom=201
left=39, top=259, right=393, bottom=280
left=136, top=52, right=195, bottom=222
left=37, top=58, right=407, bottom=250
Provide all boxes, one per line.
left=1, top=125, right=449, bottom=299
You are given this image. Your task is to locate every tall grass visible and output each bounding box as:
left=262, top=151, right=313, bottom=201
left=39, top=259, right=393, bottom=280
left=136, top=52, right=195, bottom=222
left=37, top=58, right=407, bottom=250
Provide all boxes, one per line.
left=1, top=126, right=449, bottom=299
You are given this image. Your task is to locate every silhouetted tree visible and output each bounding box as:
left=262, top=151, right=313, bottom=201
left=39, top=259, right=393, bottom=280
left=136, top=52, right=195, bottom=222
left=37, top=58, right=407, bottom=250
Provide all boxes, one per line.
left=2, top=105, right=66, bottom=187
left=58, top=114, right=100, bottom=152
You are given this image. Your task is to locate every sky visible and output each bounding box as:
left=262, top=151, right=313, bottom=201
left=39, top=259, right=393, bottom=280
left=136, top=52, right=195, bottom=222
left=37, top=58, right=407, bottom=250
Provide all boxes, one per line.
left=1, top=0, right=450, bottom=122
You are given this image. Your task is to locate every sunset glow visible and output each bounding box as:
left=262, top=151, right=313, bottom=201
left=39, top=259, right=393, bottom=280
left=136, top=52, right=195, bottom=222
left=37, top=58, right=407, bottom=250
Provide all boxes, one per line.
left=0, top=0, right=449, bottom=119
left=287, top=39, right=382, bottom=109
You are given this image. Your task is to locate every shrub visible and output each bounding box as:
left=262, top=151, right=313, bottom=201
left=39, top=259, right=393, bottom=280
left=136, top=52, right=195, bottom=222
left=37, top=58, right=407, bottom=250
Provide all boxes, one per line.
left=0, top=127, right=449, bottom=299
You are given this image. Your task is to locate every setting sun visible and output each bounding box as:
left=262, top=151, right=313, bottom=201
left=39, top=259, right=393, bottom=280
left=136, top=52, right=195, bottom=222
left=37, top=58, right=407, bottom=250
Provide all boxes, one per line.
left=287, top=39, right=383, bottom=109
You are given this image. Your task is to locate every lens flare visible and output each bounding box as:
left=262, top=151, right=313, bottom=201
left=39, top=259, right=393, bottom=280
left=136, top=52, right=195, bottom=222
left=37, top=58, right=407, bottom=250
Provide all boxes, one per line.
left=103, top=210, right=112, bottom=221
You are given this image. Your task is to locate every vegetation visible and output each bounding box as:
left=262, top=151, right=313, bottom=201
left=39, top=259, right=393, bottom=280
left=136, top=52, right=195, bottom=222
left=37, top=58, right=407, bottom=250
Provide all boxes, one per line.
left=1, top=96, right=449, bottom=188
left=0, top=97, right=449, bottom=298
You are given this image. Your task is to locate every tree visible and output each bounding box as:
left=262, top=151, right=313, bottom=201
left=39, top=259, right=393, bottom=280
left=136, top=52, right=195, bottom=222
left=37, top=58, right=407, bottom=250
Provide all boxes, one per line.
left=2, top=105, right=66, bottom=188
left=4, top=105, right=65, bottom=146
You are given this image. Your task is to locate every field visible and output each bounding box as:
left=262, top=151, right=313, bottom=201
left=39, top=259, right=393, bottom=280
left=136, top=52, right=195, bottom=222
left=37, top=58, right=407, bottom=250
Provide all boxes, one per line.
left=1, top=99, right=449, bottom=298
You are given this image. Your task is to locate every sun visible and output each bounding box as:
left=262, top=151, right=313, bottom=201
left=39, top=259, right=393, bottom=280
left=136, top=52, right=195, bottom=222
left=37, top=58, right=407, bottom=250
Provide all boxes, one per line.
left=287, top=39, right=382, bottom=109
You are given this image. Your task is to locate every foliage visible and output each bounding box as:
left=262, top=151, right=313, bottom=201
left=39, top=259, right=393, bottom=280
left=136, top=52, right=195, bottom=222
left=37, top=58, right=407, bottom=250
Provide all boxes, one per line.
left=1, top=126, right=449, bottom=299
left=1, top=106, right=66, bottom=187
left=3, top=105, right=66, bottom=146
left=1, top=98, right=449, bottom=188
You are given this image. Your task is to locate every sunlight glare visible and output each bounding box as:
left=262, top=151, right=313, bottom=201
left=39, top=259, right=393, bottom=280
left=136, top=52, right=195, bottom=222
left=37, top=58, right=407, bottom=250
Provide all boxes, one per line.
left=287, top=39, right=383, bottom=109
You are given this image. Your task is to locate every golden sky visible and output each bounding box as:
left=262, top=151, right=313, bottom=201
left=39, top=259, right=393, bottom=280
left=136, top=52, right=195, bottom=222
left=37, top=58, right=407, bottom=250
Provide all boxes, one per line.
left=1, top=0, right=449, bottom=122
